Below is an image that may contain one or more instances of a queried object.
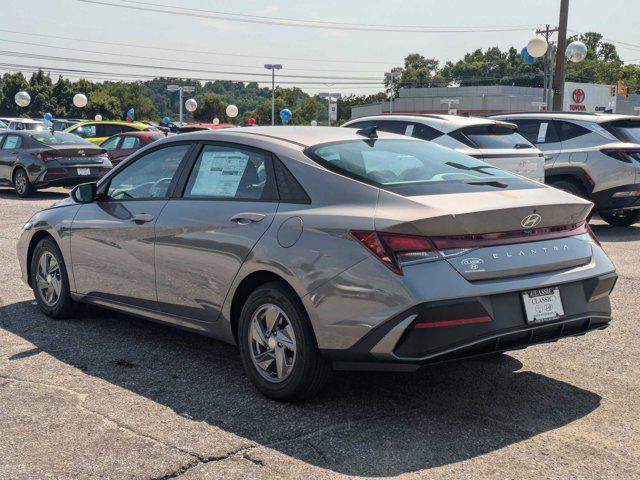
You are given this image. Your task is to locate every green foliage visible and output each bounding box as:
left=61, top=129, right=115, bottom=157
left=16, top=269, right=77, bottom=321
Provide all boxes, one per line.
left=193, top=93, right=227, bottom=122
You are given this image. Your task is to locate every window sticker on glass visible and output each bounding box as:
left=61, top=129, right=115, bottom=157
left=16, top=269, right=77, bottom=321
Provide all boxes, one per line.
left=405, top=124, right=415, bottom=136
left=537, top=122, right=548, bottom=142
left=189, top=150, right=249, bottom=197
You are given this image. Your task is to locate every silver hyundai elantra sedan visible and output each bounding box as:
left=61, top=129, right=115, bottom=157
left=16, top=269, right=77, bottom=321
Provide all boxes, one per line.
left=17, top=126, right=617, bottom=400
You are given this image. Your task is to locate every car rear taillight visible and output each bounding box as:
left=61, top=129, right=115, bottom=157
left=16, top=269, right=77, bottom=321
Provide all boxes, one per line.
left=36, top=152, right=57, bottom=161
left=349, top=231, right=439, bottom=275
left=600, top=148, right=640, bottom=163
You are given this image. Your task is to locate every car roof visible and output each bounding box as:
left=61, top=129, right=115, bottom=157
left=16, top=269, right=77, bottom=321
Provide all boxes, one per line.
left=344, top=114, right=509, bottom=133
left=73, top=120, right=151, bottom=128
left=489, top=112, right=640, bottom=124
left=10, top=118, right=43, bottom=123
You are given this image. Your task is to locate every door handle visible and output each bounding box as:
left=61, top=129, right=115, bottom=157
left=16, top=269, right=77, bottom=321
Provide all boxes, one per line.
left=130, top=213, right=155, bottom=223
left=230, top=212, right=266, bottom=225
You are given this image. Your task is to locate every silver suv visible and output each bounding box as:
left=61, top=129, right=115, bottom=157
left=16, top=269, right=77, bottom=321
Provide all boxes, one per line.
left=342, top=114, right=545, bottom=182
left=490, top=112, right=640, bottom=226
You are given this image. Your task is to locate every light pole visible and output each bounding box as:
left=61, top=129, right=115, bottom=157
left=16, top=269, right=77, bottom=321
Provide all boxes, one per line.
left=264, top=64, right=283, bottom=125
left=167, top=85, right=195, bottom=123
left=384, top=71, right=401, bottom=113
left=440, top=98, right=459, bottom=115
left=319, top=92, right=341, bottom=126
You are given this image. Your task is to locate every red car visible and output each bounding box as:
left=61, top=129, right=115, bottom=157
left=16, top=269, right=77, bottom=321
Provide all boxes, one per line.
left=176, top=123, right=236, bottom=133
left=99, top=131, right=172, bottom=166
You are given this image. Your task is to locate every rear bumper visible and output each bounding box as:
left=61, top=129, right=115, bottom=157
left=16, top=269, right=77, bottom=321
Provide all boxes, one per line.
left=33, top=166, right=109, bottom=188
left=322, top=272, right=617, bottom=371
left=592, top=183, right=640, bottom=212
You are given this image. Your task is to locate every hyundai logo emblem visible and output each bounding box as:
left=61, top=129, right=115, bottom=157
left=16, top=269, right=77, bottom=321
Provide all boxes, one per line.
left=521, top=213, right=542, bottom=228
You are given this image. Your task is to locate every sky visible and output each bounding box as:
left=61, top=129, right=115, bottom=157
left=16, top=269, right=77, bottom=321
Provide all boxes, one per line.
left=2, top=0, right=640, bottom=96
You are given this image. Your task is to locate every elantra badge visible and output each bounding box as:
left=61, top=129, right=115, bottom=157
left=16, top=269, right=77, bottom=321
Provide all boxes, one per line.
left=521, top=213, right=542, bottom=228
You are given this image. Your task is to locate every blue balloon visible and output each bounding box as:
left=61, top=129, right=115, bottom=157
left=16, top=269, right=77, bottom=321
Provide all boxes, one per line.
left=521, top=47, right=535, bottom=64
left=280, top=108, right=292, bottom=125
left=162, top=116, right=170, bottom=125
left=44, top=112, right=52, bottom=121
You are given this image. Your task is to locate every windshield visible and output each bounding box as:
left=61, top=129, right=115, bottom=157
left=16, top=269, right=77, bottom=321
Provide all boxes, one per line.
left=458, top=124, right=533, bottom=149
left=305, top=139, right=537, bottom=195
left=0, top=120, right=6, bottom=128
left=602, top=119, right=640, bottom=143
left=23, top=122, right=44, bottom=131
left=30, top=132, right=95, bottom=146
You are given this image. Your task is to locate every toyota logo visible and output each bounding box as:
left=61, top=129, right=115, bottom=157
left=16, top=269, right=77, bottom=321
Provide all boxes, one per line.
left=572, top=88, right=585, bottom=103
left=521, top=213, right=542, bottom=228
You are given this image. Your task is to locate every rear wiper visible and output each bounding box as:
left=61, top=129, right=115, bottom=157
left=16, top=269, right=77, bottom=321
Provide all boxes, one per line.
left=514, top=143, right=533, bottom=149
left=445, top=161, right=496, bottom=176
left=467, top=180, right=508, bottom=188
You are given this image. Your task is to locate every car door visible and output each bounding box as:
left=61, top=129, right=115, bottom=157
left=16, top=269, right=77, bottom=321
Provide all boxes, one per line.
left=154, top=142, right=279, bottom=321
left=0, top=134, right=23, bottom=183
left=0, top=134, right=9, bottom=183
left=508, top=118, right=562, bottom=167
left=70, top=143, right=193, bottom=309
left=100, top=135, right=122, bottom=163
left=114, top=135, right=142, bottom=163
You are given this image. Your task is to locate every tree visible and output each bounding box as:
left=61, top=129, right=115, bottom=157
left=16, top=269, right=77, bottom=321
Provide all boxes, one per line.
left=85, top=90, right=121, bottom=120
left=0, top=72, right=29, bottom=116
left=193, top=93, right=227, bottom=122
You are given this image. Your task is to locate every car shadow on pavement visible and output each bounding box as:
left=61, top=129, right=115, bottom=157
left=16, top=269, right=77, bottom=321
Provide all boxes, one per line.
left=591, top=223, right=640, bottom=243
left=0, top=300, right=602, bottom=477
left=0, top=188, right=68, bottom=201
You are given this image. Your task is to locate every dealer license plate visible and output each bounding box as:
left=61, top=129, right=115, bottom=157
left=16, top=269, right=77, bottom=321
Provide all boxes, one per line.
left=77, top=168, right=91, bottom=176
left=522, top=287, right=565, bottom=324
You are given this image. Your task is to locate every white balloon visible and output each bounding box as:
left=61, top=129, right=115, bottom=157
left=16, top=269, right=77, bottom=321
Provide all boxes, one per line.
left=73, top=93, right=88, bottom=108
left=94, top=114, right=103, bottom=121
left=566, top=41, right=588, bottom=62
left=212, top=118, right=220, bottom=125
left=310, top=120, right=318, bottom=127
left=526, top=36, right=548, bottom=58
left=14, top=91, right=31, bottom=107
left=185, top=98, right=197, bottom=113
left=226, top=104, right=238, bottom=118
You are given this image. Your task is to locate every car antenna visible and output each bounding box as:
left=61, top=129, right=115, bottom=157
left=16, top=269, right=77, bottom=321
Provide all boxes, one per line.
left=356, top=125, right=378, bottom=139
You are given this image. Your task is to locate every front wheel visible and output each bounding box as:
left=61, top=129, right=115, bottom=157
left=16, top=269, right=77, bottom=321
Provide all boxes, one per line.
left=238, top=282, right=331, bottom=401
left=13, top=168, right=34, bottom=198
left=600, top=210, right=640, bottom=227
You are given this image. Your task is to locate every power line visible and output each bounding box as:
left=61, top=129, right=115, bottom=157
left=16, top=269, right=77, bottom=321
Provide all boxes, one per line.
left=78, top=0, right=539, bottom=33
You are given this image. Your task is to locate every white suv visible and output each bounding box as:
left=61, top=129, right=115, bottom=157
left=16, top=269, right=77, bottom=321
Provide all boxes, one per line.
left=342, top=114, right=545, bottom=182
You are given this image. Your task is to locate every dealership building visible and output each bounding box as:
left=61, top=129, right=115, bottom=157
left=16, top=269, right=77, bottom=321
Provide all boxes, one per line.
left=350, top=82, right=640, bottom=119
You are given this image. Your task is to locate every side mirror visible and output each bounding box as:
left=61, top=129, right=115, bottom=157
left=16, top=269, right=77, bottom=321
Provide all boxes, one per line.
left=70, top=182, right=98, bottom=203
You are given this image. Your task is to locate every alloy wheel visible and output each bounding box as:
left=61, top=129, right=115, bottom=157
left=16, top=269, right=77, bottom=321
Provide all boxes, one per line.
left=14, top=170, right=27, bottom=195
left=248, top=304, right=297, bottom=383
left=36, top=251, right=62, bottom=307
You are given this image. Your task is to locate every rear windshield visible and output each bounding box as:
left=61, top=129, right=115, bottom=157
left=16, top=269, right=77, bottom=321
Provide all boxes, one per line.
left=305, top=139, right=537, bottom=195
left=602, top=119, right=640, bottom=143
left=30, top=132, right=95, bottom=146
left=456, top=124, right=534, bottom=149
left=23, top=122, right=44, bottom=131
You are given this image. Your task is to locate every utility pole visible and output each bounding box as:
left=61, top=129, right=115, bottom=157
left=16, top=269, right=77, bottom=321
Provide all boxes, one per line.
left=536, top=24, right=558, bottom=111
left=552, top=0, right=570, bottom=111
left=264, top=64, right=283, bottom=125
left=384, top=71, right=401, bottom=113
left=167, top=85, right=195, bottom=123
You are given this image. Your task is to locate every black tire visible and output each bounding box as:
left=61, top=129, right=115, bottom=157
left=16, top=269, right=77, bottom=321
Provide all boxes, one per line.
left=238, top=282, right=331, bottom=401
left=30, top=238, right=78, bottom=319
left=13, top=167, right=35, bottom=198
left=600, top=210, right=640, bottom=227
left=550, top=178, right=587, bottom=199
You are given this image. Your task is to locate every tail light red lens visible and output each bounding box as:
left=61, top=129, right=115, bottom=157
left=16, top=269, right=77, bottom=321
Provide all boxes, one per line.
left=349, top=231, right=438, bottom=275
left=36, top=152, right=57, bottom=161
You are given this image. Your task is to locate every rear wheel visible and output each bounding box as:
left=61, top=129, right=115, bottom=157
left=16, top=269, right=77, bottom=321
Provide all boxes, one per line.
left=600, top=210, right=640, bottom=227
left=30, top=238, right=78, bottom=319
left=550, top=178, right=587, bottom=199
left=13, top=167, right=34, bottom=198
left=238, top=282, right=331, bottom=401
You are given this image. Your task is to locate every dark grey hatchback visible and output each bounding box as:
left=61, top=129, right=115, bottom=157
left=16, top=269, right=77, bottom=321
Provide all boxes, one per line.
left=0, top=131, right=112, bottom=197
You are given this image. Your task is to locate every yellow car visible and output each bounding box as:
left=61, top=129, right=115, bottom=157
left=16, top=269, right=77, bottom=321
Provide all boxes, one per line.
left=64, top=121, right=156, bottom=145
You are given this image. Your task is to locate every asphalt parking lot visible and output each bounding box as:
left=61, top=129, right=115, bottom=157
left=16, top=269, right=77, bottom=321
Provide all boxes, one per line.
left=0, top=187, right=639, bottom=480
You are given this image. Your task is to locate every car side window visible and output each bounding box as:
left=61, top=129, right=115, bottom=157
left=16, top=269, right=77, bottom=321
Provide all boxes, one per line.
left=410, top=123, right=442, bottom=141
left=2, top=135, right=22, bottom=149
left=376, top=121, right=408, bottom=135
left=101, top=136, right=121, bottom=151
left=554, top=120, right=590, bottom=142
left=511, top=119, right=559, bottom=144
left=121, top=136, right=140, bottom=149
left=120, top=125, right=139, bottom=133
left=183, top=145, right=274, bottom=200
left=97, top=124, right=122, bottom=138
left=106, top=144, right=190, bottom=200
left=74, top=124, right=96, bottom=138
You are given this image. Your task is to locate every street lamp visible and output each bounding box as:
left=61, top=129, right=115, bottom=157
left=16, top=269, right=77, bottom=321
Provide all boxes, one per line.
left=167, top=85, right=195, bottom=123
left=319, top=92, right=341, bottom=126
left=440, top=98, right=459, bottom=115
left=264, top=64, right=283, bottom=126
left=384, top=71, right=401, bottom=113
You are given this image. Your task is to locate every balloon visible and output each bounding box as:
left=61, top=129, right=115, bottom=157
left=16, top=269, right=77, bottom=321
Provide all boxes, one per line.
left=14, top=91, right=31, bottom=107
left=249, top=118, right=256, bottom=126
left=126, top=108, right=134, bottom=122
left=566, top=41, right=588, bottom=62
left=73, top=93, right=88, bottom=108
left=162, top=116, right=170, bottom=125
left=212, top=118, right=220, bottom=125
left=185, top=98, right=197, bottom=113
left=279, top=108, right=292, bottom=125
left=521, top=47, right=535, bottom=64
left=310, top=120, right=318, bottom=127
left=526, top=36, right=548, bottom=58
left=226, top=104, right=238, bottom=118
left=94, top=114, right=103, bottom=121
left=44, top=112, right=53, bottom=121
